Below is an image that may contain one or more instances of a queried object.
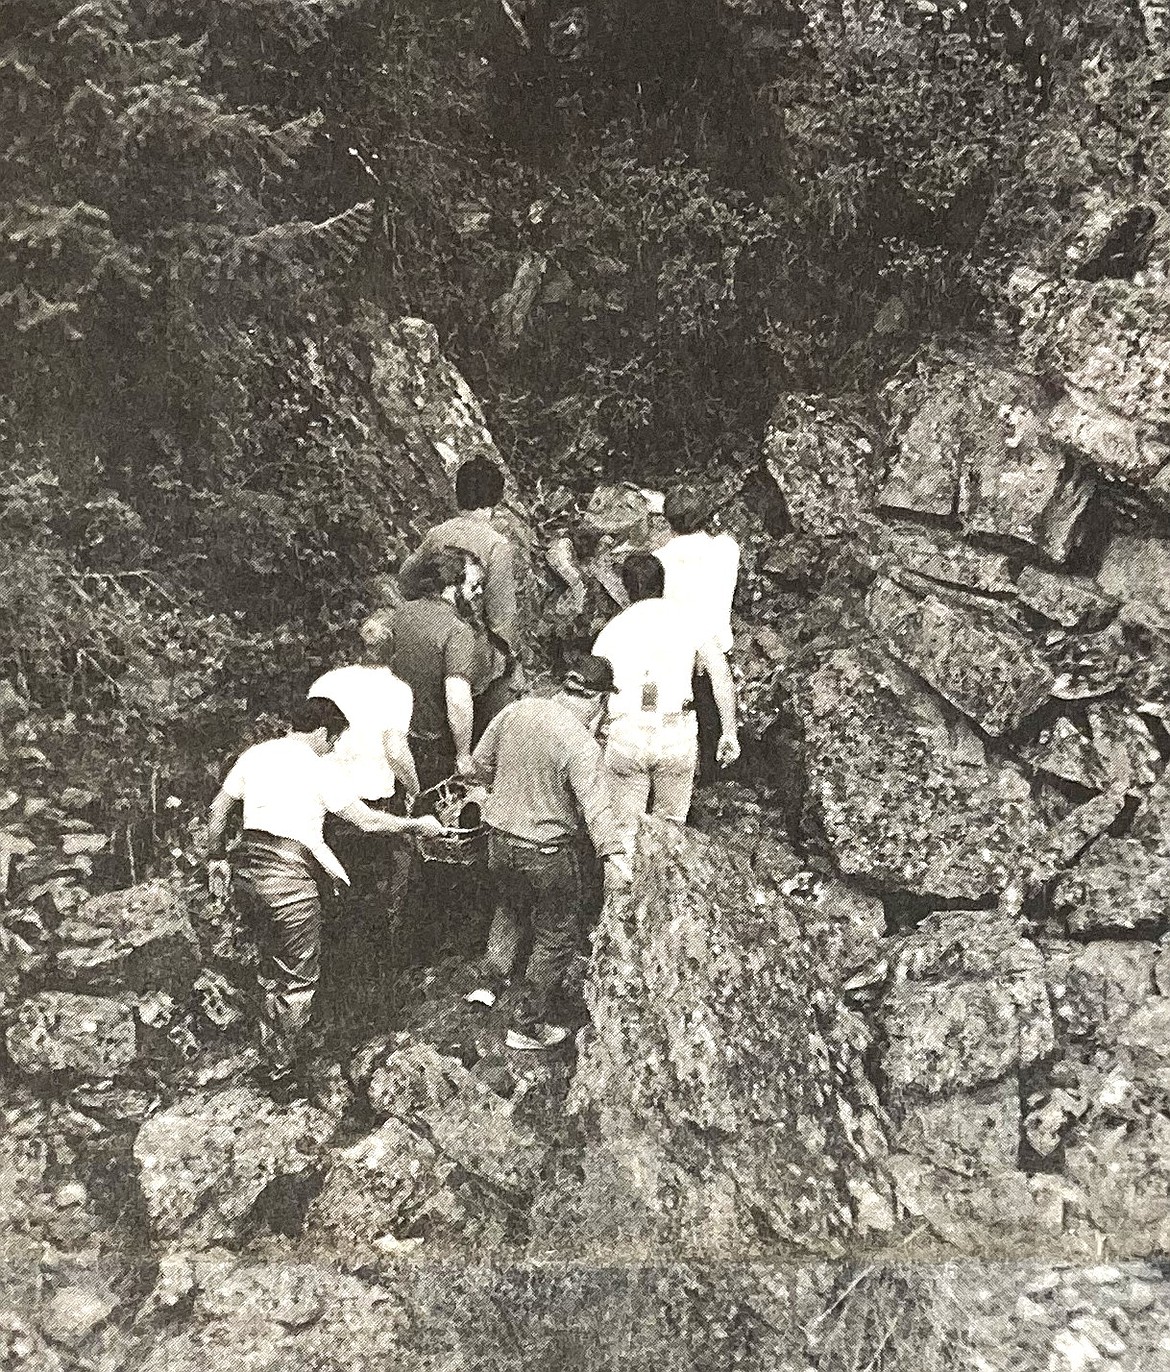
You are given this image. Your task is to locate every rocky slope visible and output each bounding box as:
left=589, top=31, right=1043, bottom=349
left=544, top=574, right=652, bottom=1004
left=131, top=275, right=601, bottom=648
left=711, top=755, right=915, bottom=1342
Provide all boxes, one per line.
left=7, top=138, right=1170, bottom=1372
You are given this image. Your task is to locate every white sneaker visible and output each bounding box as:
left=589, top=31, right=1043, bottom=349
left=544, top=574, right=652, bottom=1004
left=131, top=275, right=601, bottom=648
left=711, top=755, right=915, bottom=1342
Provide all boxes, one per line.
left=464, top=987, right=496, bottom=1008
left=505, top=1024, right=570, bottom=1051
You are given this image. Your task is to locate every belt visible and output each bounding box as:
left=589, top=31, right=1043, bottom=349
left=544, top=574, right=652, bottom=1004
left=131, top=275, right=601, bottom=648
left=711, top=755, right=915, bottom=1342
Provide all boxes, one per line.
left=488, top=826, right=570, bottom=856
left=610, top=706, right=694, bottom=721
left=238, top=830, right=319, bottom=870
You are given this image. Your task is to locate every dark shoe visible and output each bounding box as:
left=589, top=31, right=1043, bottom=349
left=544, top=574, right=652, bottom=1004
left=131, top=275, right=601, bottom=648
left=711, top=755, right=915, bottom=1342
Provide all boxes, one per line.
left=505, top=1022, right=570, bottom=1051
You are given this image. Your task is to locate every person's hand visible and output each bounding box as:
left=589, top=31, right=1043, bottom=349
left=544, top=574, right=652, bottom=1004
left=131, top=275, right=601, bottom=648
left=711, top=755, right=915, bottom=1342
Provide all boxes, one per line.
left=716, top=732, right=741, bottom=767
left=412, top=814, right=447, bottom=839
left=208, top=859, right=231, bottom=902
left=603, top=853, right=633, bottom=890
left=455, top=752, right=476, bottom=779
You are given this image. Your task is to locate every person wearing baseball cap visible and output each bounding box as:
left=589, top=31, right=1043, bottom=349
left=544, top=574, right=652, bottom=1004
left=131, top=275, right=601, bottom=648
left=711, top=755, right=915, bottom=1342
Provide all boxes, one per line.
left=468, top=654, right=631, bottom=1050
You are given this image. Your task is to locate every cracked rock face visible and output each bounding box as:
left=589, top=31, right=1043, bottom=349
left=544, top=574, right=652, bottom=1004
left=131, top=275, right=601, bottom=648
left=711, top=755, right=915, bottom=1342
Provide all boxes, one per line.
left=54, top=879, right=199, bottom=996
left=793, top=646, right=1042, bottom=901
left=564, top=816, right=887, bottom=1256
left=133, top=1086, right=342, bottom=1248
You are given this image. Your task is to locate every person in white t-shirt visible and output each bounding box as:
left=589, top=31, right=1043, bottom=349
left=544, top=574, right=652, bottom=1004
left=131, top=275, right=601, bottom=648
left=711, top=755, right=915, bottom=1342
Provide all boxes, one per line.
left=205, top=698, right=444, bottom=1102
left=309, top=662, right=420, bottom=923
left=592, top=552, right=739, bottom=851
left=309, top=663, right=418, bottom=804
left=655, top=484, right=741, bottom=786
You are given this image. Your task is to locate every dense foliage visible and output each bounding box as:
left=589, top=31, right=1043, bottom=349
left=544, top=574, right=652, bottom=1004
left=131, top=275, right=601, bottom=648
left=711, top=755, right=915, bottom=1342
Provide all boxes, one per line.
left=1, top=0, right=1163, bottom=733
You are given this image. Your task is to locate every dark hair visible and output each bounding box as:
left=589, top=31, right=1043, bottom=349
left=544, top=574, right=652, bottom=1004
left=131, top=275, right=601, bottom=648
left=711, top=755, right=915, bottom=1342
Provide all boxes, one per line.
left=398, top=545, right=469, bottom=600
left=621, top=551, right=665, bottom=603
left=290, top=697, right=349, bottom=739
left=455, top=457, right=505, bottom=511
left=563, top=653, right=616, bottom=697
left=663, top=484, right=713, bottom=535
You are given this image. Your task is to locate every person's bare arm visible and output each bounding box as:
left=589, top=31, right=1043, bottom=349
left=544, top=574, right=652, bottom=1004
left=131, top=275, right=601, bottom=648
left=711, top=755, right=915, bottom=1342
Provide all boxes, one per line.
left=485, top=540, right=519, bottom=655
left=445, top=676, right=475, bottom=776
left=470, top=708, right=505, bottom=788
left=334, top=800, right=446, bottom=838
left=382, top=728, right=419, bottom=802
left=697, top=642, right=740, bottom=766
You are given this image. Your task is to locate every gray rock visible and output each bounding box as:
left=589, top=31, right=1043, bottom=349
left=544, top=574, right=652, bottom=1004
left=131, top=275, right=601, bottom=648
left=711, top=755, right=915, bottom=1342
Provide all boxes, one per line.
left=1064, top=1115, right=1170, bottom=1252
left=882, top=975, right=1053, bottom=1099
left=1053, top=838, right=1170, bottom=934
left=762, top=394, right=881, bottom=538
left=306, top=1116, right=496, bottom=1255
left=794, top=648, right=1043, bottom=900
left=6, top=993, right=136, bottom=1077
left=1012, top=268, right=1170, bottom=429
left=1049, top=389, right=1170, bottom=504
left=1016, top=565, right=1117, bottom=630
left=54, top=879, right=199, bottom=995
left=366, top=1042, right=545, bottom=1193
left=1098, top=536, right=1170, bottom=619
left=893, top=1079, right=1021, bottom=1176
left=41, top=1284, right=116, bottom=1347
left=876, top=523, right=1017, bottom=597
left=1049, top=942, right=1158, bottom=1040
left=881, top=356, right=1091, bottom=560
left=563, top=817, right=887, bottom=1256
left=133, top=1086, right=341, bottom=1247
left=866, top=577, right=1053, bottom=735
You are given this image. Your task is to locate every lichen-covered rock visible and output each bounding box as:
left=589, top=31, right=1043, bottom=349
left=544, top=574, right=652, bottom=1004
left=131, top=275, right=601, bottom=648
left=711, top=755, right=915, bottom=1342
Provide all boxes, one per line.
left=6, top=992, right=136, bottom=1077
left=1064, top=1116, right=1170, bottom=1254
left=306, top=1116, right=509, bottom=1255
left=54, top=879, right=199, bottom=995
left=865, top=576, right=1053, bottom=735
left=794, top=647, right=1042, bottom=899
left=892, top=1079, right=1020, bottom=1176
left=1025, top=705, right=1159, bottom=794
left=1052, top=837, right=1170, bottom=934
left=1015, top=565, right=1117, bottom=630
left=881, top=357, right=1091, bottom=560
left=565, top=817, right=886, bottom=1257
left=1048, top=389, right=1170, bottom=504
left=1048, top=941, right=1158, bottom=1039
left=762, top=394, right=881, bottom=538
left=1098, top=535, right=1170, bottom=619
left=875, top=522, right=1017, bottom=597
left=878, top=909, right=1053, bottom=1105
left=365, top=1042, right=545, bottom=1194
left=881, top=976, right=1053, bottom=1100
left=136, top=1260, right=410, bottom=1372
left=1012, top=269, right=1170, bottom=430
left=133, top=1087, right=341, bottom=1247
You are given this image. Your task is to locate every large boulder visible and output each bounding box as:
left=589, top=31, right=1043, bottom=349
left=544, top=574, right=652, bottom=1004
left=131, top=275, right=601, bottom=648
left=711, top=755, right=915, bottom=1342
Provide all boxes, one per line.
left=880, top=356, right=1092, bottom=561
left=793, top=647, right=1043, bottom=900
left=6, top=992, right=137, bottom=1077
left=133, top=1086, right=341, bottom=1248
left=878, top=911, right=1055, bottom=1102
left=367, top=315, right=536, bottom=639
left=562, top=818, right=887, bottom=1257
left=865, top=576, right=1053, bottom=735
left=53, top=879, right=199, bottom=995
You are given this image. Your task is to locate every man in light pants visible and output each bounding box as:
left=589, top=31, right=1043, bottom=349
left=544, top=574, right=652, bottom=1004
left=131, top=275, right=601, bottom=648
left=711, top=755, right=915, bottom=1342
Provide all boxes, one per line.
left=592, top=552, right=739, bottom=850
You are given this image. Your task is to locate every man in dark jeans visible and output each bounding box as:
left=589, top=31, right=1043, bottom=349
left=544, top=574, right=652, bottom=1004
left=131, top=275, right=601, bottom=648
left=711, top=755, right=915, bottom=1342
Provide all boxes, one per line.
left=470, top=656, right=632, bottom=1049
left=206, top=698, right=446, bottom=1102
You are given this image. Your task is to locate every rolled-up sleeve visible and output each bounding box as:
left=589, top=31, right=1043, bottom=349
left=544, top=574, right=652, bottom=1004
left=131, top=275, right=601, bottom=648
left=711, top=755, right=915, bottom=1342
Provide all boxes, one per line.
left=567, top=736, right=624, bottom=858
